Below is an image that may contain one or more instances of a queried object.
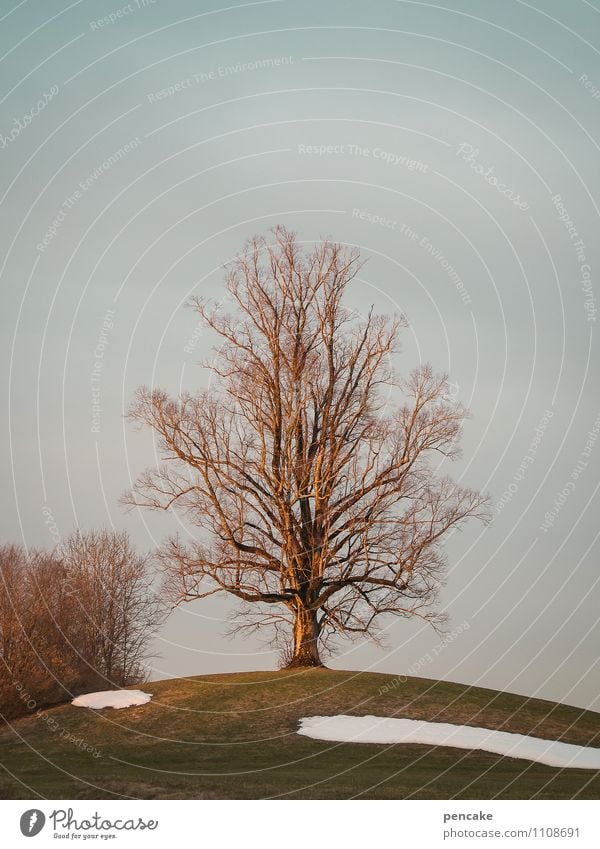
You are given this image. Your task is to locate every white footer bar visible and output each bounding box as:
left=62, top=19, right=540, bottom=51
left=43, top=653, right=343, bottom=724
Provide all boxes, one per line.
left=1, top=799, right=598, bottom=848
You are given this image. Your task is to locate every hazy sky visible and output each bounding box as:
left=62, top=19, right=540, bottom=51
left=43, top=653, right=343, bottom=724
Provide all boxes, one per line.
left=1, top=0, right=599, bottom=710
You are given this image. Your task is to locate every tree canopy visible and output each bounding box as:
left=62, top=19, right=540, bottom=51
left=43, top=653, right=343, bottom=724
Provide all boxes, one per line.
left=125, top=227, right=487, bottom=666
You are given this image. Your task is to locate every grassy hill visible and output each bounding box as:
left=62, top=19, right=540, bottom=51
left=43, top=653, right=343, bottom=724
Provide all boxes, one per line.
left=1, top=669, right=599, bottom=799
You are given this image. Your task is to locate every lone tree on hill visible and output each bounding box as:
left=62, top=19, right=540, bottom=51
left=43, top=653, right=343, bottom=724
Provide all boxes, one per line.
left=124, top=227, right=487, bottom=667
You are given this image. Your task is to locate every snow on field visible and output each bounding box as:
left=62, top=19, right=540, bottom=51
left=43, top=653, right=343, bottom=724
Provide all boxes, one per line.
left=72, top=690, right=152, bottom=710
left=297, top=715, right=600, bottom=769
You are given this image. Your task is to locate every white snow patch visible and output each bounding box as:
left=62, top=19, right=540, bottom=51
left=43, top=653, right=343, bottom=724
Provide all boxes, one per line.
left=72, top=690, right=152, bottom=710
left=297, top=715, right=600, bottom=770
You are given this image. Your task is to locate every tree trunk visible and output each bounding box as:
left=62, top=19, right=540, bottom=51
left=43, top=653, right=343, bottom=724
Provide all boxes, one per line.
left=287, top=607, right=323, bottom=668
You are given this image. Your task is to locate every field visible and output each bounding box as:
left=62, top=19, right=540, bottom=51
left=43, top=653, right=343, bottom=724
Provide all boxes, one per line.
left=1, top=670, right=599, bottom=799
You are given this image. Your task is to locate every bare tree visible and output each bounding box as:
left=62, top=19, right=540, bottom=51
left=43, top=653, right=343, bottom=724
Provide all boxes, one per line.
left=0, top=544, right=92, bottom=716
left=0, top=532, right=163, bottom=719
left=58, top=530, right=163, bottom=686
left=125, top=227, right=487, bottom=667
left=0, top=545, right=27, bottom=686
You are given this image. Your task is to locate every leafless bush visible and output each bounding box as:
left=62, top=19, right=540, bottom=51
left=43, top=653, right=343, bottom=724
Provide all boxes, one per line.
left=0, top=531, right=164, bottom=720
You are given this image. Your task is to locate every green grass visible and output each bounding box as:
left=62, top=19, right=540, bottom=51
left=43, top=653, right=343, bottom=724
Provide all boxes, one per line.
left=1, top=669, right=599, bottom=799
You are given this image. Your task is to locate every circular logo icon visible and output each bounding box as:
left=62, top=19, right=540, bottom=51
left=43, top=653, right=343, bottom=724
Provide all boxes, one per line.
left=20, top=810, right=45, bottom=837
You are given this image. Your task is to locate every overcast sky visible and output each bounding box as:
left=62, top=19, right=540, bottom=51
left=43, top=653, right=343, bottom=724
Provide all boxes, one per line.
left=1, top=0, right=599, bottom=710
